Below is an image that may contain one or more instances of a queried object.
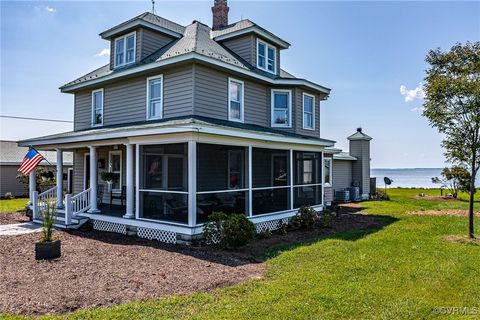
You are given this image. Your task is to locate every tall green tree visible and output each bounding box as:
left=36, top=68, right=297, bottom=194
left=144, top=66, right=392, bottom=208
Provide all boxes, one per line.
left=423, top=42, right=480, bottom=238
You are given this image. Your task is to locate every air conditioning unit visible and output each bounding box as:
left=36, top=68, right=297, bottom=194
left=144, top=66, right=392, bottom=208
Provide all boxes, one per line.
left=335, top=190, right=350, bottom=202
left=347, top=187, right=360, bottom=201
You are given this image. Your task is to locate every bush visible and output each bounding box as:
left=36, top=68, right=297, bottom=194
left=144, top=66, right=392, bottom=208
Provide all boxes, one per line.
left=257, top=229, right=272, bottom=239
left=317, top=212, right=334, bottom=228
left=203, top=212, right=256, bottom=248
left=277, top=219, right=288, bottom=235
left=4, top=192, right=14, bottom=199
left=290, top=205, right=320, bottom=229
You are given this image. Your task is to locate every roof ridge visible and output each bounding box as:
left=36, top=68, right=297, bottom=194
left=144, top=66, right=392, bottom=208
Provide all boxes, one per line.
left=141, top=11, right=186, bottom=30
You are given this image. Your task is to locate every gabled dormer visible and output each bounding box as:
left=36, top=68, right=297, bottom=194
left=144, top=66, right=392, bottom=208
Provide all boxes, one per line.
left=99, top=12, right=185, bottom=70
left=210, top=1, right=289, bottom=76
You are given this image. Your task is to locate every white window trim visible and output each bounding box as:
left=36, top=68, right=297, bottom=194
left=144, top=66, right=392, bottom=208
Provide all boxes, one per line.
left=323, top=157, right=332, bottom=187
left=228, top=78, right=244, bottom=123
left=108, top=150, right=123, bottom=193
left=113, top=31, right=136, bottom=68
left=91, top=88, right=104, bottom=127
left=302, top=93, right=315, bottom=130
left=256, top=38, right=277, bottom=74
left=271, top=89, right=292, bottom=128
left=146, top=74, right=164, bottom=120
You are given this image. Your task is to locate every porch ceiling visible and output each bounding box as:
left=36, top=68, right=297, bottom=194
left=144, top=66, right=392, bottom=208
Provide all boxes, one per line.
left=17, top=116, right=336, bottom=149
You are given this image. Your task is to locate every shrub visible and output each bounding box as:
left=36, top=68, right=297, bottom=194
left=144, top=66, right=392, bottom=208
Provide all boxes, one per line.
left=317, top=212, right=334, bottom=228
left=257, top=229, right=272, bottom=239
left=203, top=212, right=256, bottom=248
left=4, top=192, right=14, bottom=199
left=290, top=205, right=320, bottom=229
left=40, top=198, right=57, bottom=243
left=277, top=219, right=288, bottom=235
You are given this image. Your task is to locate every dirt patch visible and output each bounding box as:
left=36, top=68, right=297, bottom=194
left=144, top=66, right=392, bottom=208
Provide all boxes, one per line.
left=0, top=211, right=30, bottom=225
left=445, top=235, right=480, bottom=246
left=407, top=210, right=480, bottom=217
left=0, top=214, right=381, bottom=316
left=413, top=195, right=458, bottom=201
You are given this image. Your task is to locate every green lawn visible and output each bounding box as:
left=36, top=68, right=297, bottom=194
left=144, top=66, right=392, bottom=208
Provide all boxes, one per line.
left=3, top=189, right=480, bottom=319
left=0, top=198, right=28, bottom=213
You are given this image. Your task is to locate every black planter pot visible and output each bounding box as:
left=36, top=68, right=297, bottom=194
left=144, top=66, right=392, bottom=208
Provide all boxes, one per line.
left=35, top=239, right=61, bottom=260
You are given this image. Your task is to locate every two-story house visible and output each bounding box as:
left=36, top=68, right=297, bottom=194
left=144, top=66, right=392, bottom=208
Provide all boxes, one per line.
left=19, top=0, right=372, bottom=243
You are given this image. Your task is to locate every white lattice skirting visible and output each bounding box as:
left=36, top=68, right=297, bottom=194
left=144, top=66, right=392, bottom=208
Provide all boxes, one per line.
left=137, top=227, right=177, bottom=244
left=255, top=218, right=289, bottom=233
left=92, top=220, right=127, bottom=235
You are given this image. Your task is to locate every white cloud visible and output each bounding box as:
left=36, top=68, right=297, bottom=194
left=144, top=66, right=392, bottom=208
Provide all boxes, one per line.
left=410, top=107, right=425, bottom=113
left=95, top=48, right=110, bottom=57
left=400, top=83, right=425, bottom=102
left=45, top=6, right=56, bottom=13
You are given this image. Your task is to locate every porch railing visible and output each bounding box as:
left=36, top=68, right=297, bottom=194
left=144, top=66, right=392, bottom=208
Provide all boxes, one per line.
left=64, top=188, right=91, bottom=225
left=33, top=186, right=57, bottom=219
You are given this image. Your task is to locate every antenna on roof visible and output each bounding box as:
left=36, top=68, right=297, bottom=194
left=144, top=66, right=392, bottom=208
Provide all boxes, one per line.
left=151, top=0, right=156, bottom=14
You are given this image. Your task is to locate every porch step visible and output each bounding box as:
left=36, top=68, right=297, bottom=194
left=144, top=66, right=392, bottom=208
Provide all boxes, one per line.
left=33, top=212, right=89, bottom=230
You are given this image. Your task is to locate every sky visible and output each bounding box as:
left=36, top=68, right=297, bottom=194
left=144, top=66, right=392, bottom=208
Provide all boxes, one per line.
left=1, top=1, right=479, bottom=168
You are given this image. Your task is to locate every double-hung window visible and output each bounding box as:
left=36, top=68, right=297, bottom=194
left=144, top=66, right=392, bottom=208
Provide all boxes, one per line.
left=324, top=157, right=332, bottom=186
left=91, top=89, right=103, bottom=126
left=146, top=75, right=163, bottom=120
left=271, top=90, right=291, bottom=127
left=257, top=39, right=276, bottom=74
left=303, top=93, right=315, bottom=130
left=228, top=78, right=244, bottom=122
left=114, top=32, right=135, bottom=67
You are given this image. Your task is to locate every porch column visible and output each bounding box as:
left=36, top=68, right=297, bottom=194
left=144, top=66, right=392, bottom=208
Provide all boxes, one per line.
left=123, top=144, right=135, bottom=219
left=29, top=170, right=36, bottom=206
left=187, top=141, right=197, bottom=227
left=88, top=146, right=100, bottom=213
left=56, top=149, right=64, bottom=208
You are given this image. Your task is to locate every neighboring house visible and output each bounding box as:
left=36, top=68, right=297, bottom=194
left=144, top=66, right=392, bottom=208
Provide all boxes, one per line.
left=18, top=0, right=372, bottom=243
left=0, top=141, right=73, bottom=198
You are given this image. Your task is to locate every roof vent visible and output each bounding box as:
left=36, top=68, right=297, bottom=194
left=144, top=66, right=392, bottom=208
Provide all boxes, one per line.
left=357, top=127, right=362, bottom=133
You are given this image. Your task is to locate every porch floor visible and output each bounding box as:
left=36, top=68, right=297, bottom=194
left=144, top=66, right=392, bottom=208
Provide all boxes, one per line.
left=96, top=204, right=126, bottom=218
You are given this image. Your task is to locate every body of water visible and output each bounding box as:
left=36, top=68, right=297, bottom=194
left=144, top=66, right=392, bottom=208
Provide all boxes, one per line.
left=372, top=168, right=443, bottom=188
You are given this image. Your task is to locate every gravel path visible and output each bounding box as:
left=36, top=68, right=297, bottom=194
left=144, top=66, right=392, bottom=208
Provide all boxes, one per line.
left=0, top=222, right=41, bottom=236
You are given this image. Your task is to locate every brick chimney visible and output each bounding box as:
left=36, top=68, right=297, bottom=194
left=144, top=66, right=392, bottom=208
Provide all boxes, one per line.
left=212, top=0, right=229, bottom=30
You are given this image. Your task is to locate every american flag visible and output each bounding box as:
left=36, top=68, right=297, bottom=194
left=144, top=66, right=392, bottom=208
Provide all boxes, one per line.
left=18, top=148, right=45, bottom=175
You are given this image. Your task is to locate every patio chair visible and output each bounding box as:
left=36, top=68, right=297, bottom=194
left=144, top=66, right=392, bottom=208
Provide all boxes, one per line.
left=110, top=185, right=126, bottom=207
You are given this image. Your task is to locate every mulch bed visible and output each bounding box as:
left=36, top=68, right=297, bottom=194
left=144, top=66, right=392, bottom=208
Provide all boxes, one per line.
left=0, top=211, right=30, bottom=225
left=0, top=214, right=381, bottom=316
left=413, top=195, right=458, bottom=201
left=407, top=210, right=480, bottom=217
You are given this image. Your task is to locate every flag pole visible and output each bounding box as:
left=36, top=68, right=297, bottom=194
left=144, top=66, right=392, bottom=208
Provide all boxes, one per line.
left=30, top=146, right=55, bottom=167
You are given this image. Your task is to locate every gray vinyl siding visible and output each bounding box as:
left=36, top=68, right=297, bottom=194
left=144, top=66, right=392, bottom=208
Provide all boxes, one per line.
left=293, top=88, right=320, bottom=138
left=349, top=140, right=371, bottom=195
left=193, top=64, right=269, bottom=126
left=0, top=165, right=27, bottom=197
left=163, top=65, right=194, bottom=118
left=73, top=65, right=194, bottom=131
left=74, top=92, right=92, bottom=131
left=104, top=77, right=146, bottom=126
left=222, top=35, right=256, bottom=66
left=333, top=159, right=353, bottom=191
left=138, top=29, right=174, bottom=60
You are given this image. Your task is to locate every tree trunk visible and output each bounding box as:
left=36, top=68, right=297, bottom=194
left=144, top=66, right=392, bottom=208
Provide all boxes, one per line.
left=469, top=158, right=476, bottom=239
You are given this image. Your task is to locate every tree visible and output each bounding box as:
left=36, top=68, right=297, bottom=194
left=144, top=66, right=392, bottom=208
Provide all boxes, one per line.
left=16, top=167, right=56, bottom=195
left=423, top=42, right=480, bottom=238
left=431, top=166, right=471, bottom=198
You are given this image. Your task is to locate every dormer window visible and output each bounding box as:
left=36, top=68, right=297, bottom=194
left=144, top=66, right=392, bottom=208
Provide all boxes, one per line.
left=257, top=39, right=276, bottom=74
left=114, top=32, right=136, bottom=67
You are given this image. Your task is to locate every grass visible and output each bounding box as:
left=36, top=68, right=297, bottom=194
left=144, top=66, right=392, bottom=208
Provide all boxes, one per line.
left=2, top=188, right=480, bottom=319
left=0, top=198, right=28, bottom=213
